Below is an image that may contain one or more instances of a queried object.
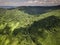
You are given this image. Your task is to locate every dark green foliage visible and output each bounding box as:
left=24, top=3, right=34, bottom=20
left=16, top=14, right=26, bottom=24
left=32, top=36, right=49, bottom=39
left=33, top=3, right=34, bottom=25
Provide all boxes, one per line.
left=18, top=6, right=60, bottom=15
left=13, top=27, right=28, bottom=36
left=29, top=16, right=60, bottom=30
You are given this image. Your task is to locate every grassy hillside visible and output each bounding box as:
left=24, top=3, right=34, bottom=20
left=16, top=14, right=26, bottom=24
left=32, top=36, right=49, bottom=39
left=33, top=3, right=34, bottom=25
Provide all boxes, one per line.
left=0, top=6, right=60, bottom=45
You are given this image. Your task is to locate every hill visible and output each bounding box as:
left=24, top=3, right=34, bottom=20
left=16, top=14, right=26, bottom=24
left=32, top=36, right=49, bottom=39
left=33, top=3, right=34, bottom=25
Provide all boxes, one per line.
left=0, top=6, right=60, bottom=45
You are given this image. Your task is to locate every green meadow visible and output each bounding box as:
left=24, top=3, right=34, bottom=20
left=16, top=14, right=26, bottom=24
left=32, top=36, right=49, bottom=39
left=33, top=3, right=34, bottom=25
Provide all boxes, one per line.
left=0, top=6, right=60, bottom=45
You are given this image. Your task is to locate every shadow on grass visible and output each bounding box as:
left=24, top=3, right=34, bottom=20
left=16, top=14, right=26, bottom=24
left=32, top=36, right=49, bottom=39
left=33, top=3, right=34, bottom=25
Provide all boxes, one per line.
left=28, top=15, right=60, bottom=32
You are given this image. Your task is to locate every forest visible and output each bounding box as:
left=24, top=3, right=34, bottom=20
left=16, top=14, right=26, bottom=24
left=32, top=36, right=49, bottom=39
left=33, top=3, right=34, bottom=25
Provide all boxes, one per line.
left=0, top=6, right=60, bottom=45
